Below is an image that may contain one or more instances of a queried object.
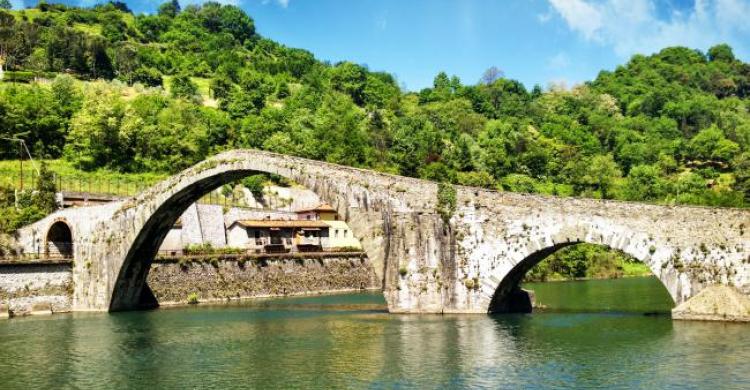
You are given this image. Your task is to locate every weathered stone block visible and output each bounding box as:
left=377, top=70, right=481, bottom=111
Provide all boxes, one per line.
left=30, top=302, right=52, bottom=316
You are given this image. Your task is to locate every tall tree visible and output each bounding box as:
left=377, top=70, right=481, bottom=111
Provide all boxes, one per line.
left=158, top=0, right=181, bottom=18
left=480, top=66, right=504, bottom=85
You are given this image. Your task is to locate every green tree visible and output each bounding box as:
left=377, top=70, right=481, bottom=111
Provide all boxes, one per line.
left=623, top=165, right=668, bottom=201
left=35, top=162, right=57, bottom=213
left=132, top=67, right=163, bottom=87
left=584, top=154, right=622, bottom=199
left=688, top=125, right=740, bottom=162
left=158, top=0, right=181, bottom=18
left=170, top=74, right=200, bottom=102
left=242, top=175, right=266, bottom=202
left=732, top=153, right=750, bottom=204
left=708, top=44, right=735, bottom=62
left=0, top=1, right=11, bottom=10
left=330, top=62, right=367, bottom=106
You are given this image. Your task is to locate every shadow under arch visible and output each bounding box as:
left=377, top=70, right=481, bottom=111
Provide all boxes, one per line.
left=46, top=220, right=74, bottom=259
left=108, top=168, right=370, bottom=312
left=488, top=241, right=675, bottom=314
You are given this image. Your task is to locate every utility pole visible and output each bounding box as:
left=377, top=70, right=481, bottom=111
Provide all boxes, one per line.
left=19, top=139, right=22, bottom=191
left=1, top=137, right=39, bottom=193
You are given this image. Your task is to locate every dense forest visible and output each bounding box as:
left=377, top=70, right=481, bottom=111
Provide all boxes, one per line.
left=1, top=1, right=749, bottom=205
left=0, top=2, right=748, bottom=275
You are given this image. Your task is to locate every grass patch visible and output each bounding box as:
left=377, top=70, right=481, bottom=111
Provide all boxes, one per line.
left=73, top=23, right=102, bottom=36
left=0, top=159, right=167, bottom=195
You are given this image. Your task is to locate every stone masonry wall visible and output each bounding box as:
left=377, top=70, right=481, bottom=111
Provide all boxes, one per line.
left=147, top=254, right=379, bottom=304
left=0, top=263, right=73, bottom=316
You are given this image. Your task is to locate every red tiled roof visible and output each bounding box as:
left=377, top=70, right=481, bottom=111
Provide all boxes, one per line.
left=295, top=203, right=337, bottom=213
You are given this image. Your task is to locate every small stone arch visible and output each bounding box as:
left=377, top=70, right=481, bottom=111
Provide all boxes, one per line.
left=484, top=226, right=677, bottom=314
left=45, top=219, right=73, bottom=259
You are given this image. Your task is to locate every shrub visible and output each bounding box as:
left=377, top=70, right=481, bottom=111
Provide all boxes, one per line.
left=131, top=67, right=163, bottom=87
left=436, top=182, right=457, bottom=223
left=187, top=292, right=199, bottom=304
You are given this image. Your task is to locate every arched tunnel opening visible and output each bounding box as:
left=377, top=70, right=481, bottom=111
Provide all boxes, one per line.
left=46, top=221, right=73, bottom=259
left=488, top=243, right=675, bottom=315
left=109, top=170, right=373, bottom=312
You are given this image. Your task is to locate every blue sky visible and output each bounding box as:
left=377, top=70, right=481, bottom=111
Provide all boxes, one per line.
left=11, top=0, right=750, bottom=91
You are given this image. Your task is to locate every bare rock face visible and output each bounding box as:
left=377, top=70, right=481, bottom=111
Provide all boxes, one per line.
left=672, top=285, right=750, bottom=322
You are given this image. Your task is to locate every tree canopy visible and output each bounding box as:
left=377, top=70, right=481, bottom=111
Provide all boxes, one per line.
left=0, top=1, right=748, bottom=208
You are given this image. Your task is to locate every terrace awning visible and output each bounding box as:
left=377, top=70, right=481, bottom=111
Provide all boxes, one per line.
left=234, top=220, right=330, bottom=229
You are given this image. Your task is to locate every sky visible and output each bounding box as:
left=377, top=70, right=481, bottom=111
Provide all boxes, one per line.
left=10, top=0, right=750, bottom=91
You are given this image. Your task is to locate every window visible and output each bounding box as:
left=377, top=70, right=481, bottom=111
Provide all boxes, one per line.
left=334, top=229, right=339, bottom=237
left=344, top=230, right=348, bottom=238
left=306, top=215, right=311, bottom=220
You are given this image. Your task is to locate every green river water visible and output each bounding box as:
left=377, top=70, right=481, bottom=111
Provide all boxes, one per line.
left=1, top=276, right=749, bottom=389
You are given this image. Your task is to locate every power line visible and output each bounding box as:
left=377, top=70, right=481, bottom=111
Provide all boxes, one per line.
left=1, top=137, right=40, bottom=191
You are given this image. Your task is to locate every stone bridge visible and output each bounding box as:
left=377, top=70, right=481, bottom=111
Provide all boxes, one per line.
left=17, top=150, right=750, bottom=315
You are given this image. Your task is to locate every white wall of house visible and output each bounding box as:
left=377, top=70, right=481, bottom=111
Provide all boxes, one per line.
left=226, top=224, right=251, bottom=249
left=325, top=221, right=362, bottom=249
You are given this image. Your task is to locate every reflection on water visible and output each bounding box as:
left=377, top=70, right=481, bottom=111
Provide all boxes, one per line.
left=0, top=278, right=749, bottom=389
left=524, top=276, right=675, bottom=314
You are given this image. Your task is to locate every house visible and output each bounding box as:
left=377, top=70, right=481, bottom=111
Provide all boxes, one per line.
left=295, top=204, right=361, bottom=250
left=324, top=220, right=362, bottom=250
left=295, top=204, right=338, bottom=221
left=227, top=219, right=330, bottom=253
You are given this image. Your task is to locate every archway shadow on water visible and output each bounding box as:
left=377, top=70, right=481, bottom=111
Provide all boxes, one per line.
left=487, top=242, right=676, bottom=315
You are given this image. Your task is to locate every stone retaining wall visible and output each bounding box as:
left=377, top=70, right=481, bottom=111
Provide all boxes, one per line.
left=147, top=254, right=380, bottom=305
left=0, top=262, right=73, bottom=316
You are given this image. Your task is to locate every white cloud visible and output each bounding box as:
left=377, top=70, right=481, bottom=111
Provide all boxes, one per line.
left=546, top=0, right=750, bottom=57
left=182, top=0, right=240, bottom=5
left=263, top=0, right=289, bottom=7
left=547, top=52, right=570, bottom=69
left=537, top=11, right=553, bottom=23
left=548, top=0, right=603, bottom=41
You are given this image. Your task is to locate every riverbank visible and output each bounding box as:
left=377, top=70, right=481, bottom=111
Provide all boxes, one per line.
left=0, top=252, right=380, bottom=317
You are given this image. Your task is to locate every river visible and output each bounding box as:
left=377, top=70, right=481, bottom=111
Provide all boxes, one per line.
left=1, top=276, right=748, bottom=389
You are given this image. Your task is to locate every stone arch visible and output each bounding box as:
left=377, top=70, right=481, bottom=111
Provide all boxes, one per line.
left=45, top=219, right=73, bottom=259
left=105, top=153, right=389, bottom=312
left=483, top=224, right=677, bottom=314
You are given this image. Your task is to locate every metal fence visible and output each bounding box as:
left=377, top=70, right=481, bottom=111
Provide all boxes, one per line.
left=0, top=242, right=74, bottom=263
left=56, top=176, right=151, bottom=197
left=5, top=171, right=302, bottom=211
